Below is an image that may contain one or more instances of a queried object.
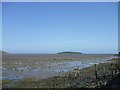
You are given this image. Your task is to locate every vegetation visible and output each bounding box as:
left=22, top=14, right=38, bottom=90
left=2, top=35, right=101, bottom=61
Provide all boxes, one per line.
left=57, top=51, right=82, bottom=54
left=3, top=58, right=120, bottom=88
left=2, top=54, right=120, bottom=88
left=0, top=50, right=7, bottom=54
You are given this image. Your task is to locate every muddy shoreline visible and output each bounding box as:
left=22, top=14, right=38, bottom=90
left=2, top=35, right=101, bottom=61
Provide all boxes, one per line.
left=2, top=54, right=117, bottom=80
left=2, top=54, right=120, bottom=88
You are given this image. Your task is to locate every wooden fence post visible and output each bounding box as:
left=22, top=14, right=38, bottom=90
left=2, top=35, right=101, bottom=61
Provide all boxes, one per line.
left=102, top=66, right=106, bottom=78
left=94, top=64, right=98, bottom=80
left=74, top=66, right=80, bottom=78
left=110, top=63, right=114, bottom=78
left=103, top=66, right=106, bottom=73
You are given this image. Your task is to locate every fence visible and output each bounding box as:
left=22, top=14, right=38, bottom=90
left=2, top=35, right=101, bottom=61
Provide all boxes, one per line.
left=54, top=58, right=120, bottom=88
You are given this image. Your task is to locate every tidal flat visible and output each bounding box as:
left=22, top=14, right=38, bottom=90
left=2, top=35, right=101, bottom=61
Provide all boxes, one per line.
left=2, top=54, right=120, bottom=88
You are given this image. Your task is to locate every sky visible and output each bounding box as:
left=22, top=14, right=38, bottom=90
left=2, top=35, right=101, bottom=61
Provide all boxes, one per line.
left=2, top=0, right=120, bottom=2
left=2, top=2, right=118, bottom=54
left=0, top=2, right=2, bottom=51
left=118, top=2, right=120, bottom=53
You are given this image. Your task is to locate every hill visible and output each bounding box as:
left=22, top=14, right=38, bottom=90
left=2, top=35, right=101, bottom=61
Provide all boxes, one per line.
left=0, top=50, right=8, bottom=54
left=57, top=51, right=82, bottom=54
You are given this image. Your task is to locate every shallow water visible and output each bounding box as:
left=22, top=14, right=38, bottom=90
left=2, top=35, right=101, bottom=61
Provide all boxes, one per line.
left=2, top=54, right=118, bottom=80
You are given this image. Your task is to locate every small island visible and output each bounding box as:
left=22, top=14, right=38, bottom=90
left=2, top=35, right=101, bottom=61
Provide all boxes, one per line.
left=0, top=50, right=8, bottom=54
left=57, top=51, right=82, bottom=54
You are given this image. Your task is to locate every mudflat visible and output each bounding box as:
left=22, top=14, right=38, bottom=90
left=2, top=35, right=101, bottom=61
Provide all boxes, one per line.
left=2, top=54, right=119, bottom=88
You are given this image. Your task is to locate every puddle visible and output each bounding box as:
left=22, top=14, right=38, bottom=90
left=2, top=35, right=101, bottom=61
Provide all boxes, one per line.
left=33, top=67, right=41, bottom=72
left=0, top=67, right=6, bottom=70
left=3, top=75, right=24, bottom=80
left=13, top=66, right=31, bottom=71
left=50, top=61, right=101, bottom=72
left=31, top=60, right=105, bottom=74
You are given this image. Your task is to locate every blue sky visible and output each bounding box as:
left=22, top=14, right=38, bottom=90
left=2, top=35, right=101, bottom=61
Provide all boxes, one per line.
left=0, top=2, right=1, bottom=51
left=2, top=2, right=118, bottom=54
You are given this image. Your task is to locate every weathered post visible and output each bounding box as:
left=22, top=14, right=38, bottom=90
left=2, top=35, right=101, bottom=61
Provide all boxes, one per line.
left=74, top=66, right=80, bottom=78
left=115, top=64, right=119, bottom=74
left=94, top=64, right=98, bottom=80
left=110, top=63, right=114, bottom=78
left=103, top=66, right=106, bottom=73
left=102, top=66, right=106, bottom=78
